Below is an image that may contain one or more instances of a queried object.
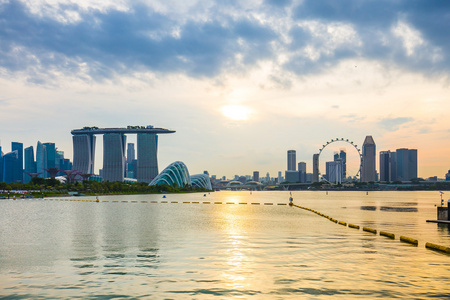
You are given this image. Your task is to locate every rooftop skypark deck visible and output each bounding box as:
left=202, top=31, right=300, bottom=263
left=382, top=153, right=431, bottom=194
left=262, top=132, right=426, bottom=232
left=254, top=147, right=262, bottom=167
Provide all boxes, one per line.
left=71, top=125, right=175, bottom=135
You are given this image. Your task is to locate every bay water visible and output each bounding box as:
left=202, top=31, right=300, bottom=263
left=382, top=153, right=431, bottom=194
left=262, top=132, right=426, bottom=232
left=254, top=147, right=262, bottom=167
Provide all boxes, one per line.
left=1, top=191, right=449, bottom=299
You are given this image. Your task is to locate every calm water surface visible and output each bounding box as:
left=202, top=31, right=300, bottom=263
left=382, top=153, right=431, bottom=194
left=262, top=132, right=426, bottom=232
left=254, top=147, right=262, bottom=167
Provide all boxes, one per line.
left=0, top=191, right=449, bottom=299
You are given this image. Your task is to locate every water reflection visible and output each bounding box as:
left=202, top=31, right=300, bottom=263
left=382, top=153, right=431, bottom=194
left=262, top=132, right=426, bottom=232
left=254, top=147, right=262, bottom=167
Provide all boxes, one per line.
left=361, top=206, right=377, bottom=211
left=380, top=206, right=418, bottom=212
left=1, top=192, right=450, bottom=298
left=224, top=233, right=248, bottom=289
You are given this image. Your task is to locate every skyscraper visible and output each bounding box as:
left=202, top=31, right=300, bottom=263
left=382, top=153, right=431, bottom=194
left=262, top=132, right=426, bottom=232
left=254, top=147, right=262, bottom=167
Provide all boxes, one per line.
left=277, top=171, right=283, bottom=183
left=0, top=146, right=3, bottom=182
left=298, top=161, right=306, bottom=183
left=127, top=143, right=135, bottom=164
left=339, top=149, right=347, bottom=178
left=24, top=146, right=36, bottom=183
left=396, top=148, right=418, bottom=181
left=43, top=142, right=56, bottom=178
left=379, top=151, right=390, bottom=182
left=103, top=133, right=126, bottom=182
left=36, top=141, right=46, bottom=178
left=11, top=142, right=23, bottom=182
left=390, top=152, right=397, bottom=181
left=2, top=151, right=18, bottom=183
left=72, top=134, right=96, bottom=175
left=136, top=133, right=158, bottom=183
left=361, top=136, right=376, bottom=182
left=326, top=160, right=343, bottom=184
left=287, top=150, right=296, bottom=171
left=253, top=171, right=259, bottom=182
left=396, top=148, right=409, bottom=181
left=126, top=143, right=135, bottom=178
left=312, top=153, right=319, bottom=182
left=408, top=149, right=418, bottom=180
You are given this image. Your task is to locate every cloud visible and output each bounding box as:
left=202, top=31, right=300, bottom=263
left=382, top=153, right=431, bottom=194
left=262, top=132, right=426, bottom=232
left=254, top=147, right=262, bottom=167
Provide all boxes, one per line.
left=290, top=0, right=450, bottom=75
left=0, top=1, right=277, bottom=81
left=418, top=127, right=430, bottom=134
left=378, top=117, right=414, bottom=131
left=343, top=114, right=365, bottom=122
left=0, top=0, right=449, bottom=83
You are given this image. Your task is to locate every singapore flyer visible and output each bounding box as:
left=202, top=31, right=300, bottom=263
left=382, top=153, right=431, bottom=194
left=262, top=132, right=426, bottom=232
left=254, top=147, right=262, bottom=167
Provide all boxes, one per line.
left=317, top=138, right=363, bottom=183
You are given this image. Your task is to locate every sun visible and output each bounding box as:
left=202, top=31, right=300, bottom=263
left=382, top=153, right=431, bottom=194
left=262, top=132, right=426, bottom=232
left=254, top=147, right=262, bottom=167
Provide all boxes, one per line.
left=221, top=105, right=252, bottom=121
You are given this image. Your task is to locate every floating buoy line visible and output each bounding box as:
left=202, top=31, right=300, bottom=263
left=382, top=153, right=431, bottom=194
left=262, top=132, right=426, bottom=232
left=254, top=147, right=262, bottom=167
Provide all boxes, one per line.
left=12, top=197, right=449, bottom=254
left=290, top=203, right=450, bottom=255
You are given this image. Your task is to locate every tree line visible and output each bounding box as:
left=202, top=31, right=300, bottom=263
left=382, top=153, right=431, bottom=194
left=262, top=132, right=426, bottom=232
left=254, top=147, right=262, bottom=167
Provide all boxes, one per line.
left=0, top=177, right=211, bottom=198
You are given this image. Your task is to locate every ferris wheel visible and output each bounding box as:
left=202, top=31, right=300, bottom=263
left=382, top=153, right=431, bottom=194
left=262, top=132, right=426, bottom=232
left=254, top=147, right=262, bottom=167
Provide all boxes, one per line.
left=317, top=138, right=363, bottom=182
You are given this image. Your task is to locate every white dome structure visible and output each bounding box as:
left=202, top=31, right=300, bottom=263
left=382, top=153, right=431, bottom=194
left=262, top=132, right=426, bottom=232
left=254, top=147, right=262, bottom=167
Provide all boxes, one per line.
left=149, top=161, right=190, bottom=187
left=149, top=161, right=212, bottom=190
left=191, top=174, right=212, bottom=190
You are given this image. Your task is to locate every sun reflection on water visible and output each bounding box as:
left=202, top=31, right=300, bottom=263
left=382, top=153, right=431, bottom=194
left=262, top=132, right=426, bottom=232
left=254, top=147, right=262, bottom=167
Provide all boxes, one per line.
left=223, top=232, right=249, bottom=289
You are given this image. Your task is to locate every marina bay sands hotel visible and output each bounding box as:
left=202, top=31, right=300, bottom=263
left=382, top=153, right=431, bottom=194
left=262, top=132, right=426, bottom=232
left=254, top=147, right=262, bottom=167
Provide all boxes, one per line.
left=71, top=126, right=175, bottom=182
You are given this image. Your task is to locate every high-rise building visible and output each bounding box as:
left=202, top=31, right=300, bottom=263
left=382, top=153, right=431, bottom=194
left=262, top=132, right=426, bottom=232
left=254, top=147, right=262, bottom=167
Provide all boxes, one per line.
left=326, top=160, right=343, bottom=184
left=11, top=142, right=23, bottom=182
left=2, top=151, right=18, bottom=183
left=253, top=171, right=259, bottom=182
left=72, top=126, right=175, bottom=182
left=0, top=146, right=3, bottom=182
left=278, top=171, right=283, bottom=183
left=312, top=153, right=319, bottom=182
left=127, top=143, right=135, bottom=164
left=60, top=158, right=72, bottom=171
left=339, top=149, right=347, bottom=178
left=396, top=148, right=408, bottom=181
left=287, top=150, right=296, bottom=171
left=72, top=134, right=96, bottom=175
left=408, top=149, right=418, bottom=180
left=103, top=133, right=126, bottom=182
left=361, top=136, right=376, bottom=182
left=43, top=142, right=56, bottom=178
left=445, top=170, right=450, bottom=181
left=136, top=133, right=158, bottom=183
left=285, top=170, right=300, bottom=183
left=396, top=148, right=418, bottom=181
left=24, top=146, right=36, bottom=183
left=379, top=151, right=390, bottom=182
left=298, top=162, right=306, bottom=183
left=36, top=141, right=47, bottom=178
left=390, top=152, right=397, bottom=181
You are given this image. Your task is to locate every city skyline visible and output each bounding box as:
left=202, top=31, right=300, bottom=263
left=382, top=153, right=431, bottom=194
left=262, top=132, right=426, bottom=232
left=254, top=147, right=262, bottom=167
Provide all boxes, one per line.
left=0, top=133, right=430, bottom=182
left=1, top=1, right=449, bottom=178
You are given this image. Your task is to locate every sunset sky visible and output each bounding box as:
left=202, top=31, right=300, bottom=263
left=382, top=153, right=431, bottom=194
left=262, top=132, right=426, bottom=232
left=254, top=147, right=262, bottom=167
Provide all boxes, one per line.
left=1, top=0, right=449, bottom=179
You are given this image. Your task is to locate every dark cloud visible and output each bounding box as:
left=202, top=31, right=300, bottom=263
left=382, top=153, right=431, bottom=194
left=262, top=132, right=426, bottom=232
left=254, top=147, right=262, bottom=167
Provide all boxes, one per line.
left=265, top=0, right=292, bottom=8
left=290, top=0, right=450, bottom=75
left=293, top=0, right=398, bottom=26
left=0, top=1, right=449, bottom=82
left=0, top=1, right=276, bottom=81
left=378, top=117, right=414, bottom=131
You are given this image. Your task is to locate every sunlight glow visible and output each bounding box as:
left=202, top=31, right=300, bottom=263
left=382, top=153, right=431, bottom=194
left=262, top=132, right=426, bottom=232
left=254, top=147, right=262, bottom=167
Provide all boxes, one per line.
left=221, top=105, right=252, bottom=121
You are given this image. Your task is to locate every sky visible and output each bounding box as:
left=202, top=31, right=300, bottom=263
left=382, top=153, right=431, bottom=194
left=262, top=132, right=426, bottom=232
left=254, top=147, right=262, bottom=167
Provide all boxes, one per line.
left=1, top=0, right=449, bottom=179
